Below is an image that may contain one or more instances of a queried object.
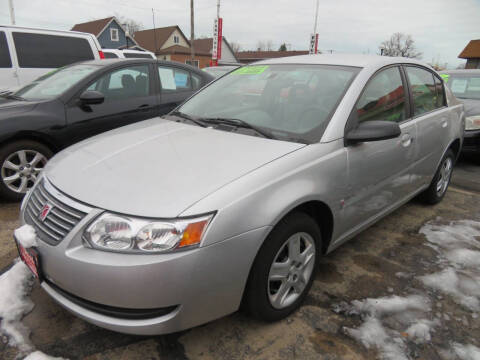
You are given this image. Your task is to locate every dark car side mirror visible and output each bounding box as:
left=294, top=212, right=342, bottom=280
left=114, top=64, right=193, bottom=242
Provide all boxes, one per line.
left=79, top=91, right=104, bottom=105
left=345, top=120, right=401, bottom=144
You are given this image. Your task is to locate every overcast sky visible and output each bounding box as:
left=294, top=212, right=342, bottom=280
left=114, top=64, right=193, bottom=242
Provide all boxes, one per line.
left=1, top=0, right=479, bottom=68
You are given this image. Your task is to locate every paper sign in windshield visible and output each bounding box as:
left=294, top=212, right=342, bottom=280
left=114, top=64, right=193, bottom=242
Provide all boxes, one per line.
left=440, top=74, right=449, bottom=82
left=451, top=79, right=468, bottom=94
left=234, top=66, right=269, bottom=75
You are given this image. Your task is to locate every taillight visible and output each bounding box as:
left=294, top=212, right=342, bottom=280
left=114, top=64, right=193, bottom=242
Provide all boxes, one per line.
left=98, top=51, right=105, bottom=59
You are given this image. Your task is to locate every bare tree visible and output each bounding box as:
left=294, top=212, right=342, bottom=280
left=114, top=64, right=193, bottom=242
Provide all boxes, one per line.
left=230, top=41, right=242, bottom=53
left=256, top=40, right=274, bottom=51
left=379, top=33, right=422, bottom=59
left=115, top=14, right=143, bottom=35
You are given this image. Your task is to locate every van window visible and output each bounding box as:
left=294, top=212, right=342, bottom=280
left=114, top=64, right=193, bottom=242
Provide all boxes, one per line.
left=0, top=31, right=12, bottom=68
left=124, top=53, right=153, bottom=59
left=103, top=52, right=118, bottom=59
left=405, top=66, right=437, bottom=116
left=13, top=32, right=95, bottom=68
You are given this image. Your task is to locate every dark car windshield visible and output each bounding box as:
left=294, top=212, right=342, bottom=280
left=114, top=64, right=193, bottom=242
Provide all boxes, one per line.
left=178, top=64, right=360, bottom=143
left=14, top=64, right=99, bottom=101
left=443, top=73, right=480, bottom=100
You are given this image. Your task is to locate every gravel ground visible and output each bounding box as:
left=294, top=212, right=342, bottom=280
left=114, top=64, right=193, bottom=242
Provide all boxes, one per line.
left=0, top=158, right=479, bottom=360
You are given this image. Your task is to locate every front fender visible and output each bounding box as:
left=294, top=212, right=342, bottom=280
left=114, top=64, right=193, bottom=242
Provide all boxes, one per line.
left=180, top=140, right=347, bottom=248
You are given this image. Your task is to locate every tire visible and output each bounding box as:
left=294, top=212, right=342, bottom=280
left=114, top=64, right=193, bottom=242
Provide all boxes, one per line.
left=0, top=140, right=53, bottom=201
left=244, top=212, right=321, bottom=321
left=419, top=149, right=455, bottom=205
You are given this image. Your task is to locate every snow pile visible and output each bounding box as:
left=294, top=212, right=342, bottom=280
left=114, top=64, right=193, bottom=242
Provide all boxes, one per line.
left=337, top=219, right=480, bottom=360
left=24, top=351, right=66, bottom=360
left=340, top=295, right=434, bottom=360
left=14, top=224, right=38, bottom=248
left=0, top=261, right=35, bottom=353
left=419, top=220, right=480, bottom=314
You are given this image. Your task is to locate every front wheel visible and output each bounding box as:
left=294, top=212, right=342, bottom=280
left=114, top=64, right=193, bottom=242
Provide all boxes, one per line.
left=244, top=212, right=321, bottom=321
left=419, top=149, right=455, bottom=205
left=0, top=140, right=53, bottom=201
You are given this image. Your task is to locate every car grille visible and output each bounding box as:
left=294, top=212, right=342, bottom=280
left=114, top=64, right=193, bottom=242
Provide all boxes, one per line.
left=24, top=180, right=88, bottom=246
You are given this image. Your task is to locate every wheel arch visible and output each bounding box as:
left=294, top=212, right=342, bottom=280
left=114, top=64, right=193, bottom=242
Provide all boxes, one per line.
left=0, top=131, right=60, bottom=153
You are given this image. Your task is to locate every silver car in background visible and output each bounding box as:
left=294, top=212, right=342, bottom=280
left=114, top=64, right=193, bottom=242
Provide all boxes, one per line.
left=18, top=54, right=464, bottom=335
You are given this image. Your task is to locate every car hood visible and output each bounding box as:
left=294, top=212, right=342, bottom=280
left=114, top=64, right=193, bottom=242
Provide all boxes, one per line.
left=461, top=98, right=480, bottom=117
left=45, top=118, right=305, bottom=217
left=0, top=98, right=37, bottom=114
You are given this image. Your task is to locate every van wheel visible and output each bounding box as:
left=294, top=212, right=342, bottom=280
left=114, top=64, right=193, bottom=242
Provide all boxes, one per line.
left=244, top=212, right=321, bottom=321
left=419, top=149, right=455, bottom=205
left=0, top=140, right=53, bottom=201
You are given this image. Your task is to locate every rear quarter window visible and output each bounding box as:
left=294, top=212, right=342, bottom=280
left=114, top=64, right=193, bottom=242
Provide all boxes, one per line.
left=13, top=32, right=95, bottom=68
left=103, top=52, right=118, bottom=59
left=0, top=31, right=12, bottom=68
left=124, top=53, right=154, bottom=59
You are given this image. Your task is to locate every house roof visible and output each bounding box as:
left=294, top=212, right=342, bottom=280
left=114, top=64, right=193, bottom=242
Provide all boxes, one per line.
left=134, top=26, right=190, bottom=54
left=458, top=40, right=480, bottom=59
left=192, top=37, right=238, bottom=61
left=71, top=17, right=114, bottom=36
left=156, top=45, right=210, bottom=56
left=236, top=50, right=310, bottom=60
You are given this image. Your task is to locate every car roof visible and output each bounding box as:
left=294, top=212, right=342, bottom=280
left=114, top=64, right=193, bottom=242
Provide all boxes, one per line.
left=73, top=58, right=207, bottom=73
left=253, top=53, right=429, bottom=69
left=440, top=69, right=480, bottom=75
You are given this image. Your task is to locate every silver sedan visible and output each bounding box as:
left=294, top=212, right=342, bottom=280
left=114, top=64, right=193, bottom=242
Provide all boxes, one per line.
left=17, top=54, right=464, bottom=335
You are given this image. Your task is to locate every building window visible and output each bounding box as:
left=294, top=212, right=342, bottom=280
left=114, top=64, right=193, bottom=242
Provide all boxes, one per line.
left=185, top=59, right=199, bottom=68
left=173, top=35, right=179, bottom=44
left=110, top=28, right=119, bottom=42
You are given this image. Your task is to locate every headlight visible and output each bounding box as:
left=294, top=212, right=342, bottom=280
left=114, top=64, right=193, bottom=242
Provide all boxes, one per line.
left=466, top=115, right=480, bottom=131
left=83, top=212, right=214, bottom=253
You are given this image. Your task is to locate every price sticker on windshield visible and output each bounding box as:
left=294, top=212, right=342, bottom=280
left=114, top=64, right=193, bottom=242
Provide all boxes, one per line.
left=440, top=74, right=449, bottom=82
left=234, top=66, right=269, bottom=75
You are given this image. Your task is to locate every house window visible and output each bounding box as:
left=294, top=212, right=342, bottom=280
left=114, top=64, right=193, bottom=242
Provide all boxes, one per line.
left=110, top=28, right=119, bottom=42
left=173, top=35, right=179, bottom=44
left=185, top=59, right=199, bottom=68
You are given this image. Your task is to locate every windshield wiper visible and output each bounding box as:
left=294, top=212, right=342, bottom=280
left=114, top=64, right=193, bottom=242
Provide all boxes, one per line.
left=170, top=111, right=207, bottom=128
left=0, top=93, right=26, bottom=101
left=202, top=117, right=276, bottom=139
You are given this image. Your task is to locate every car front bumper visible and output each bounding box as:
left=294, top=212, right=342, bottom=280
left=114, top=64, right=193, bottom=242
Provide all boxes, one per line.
left=30, top=212, right=270, bottom=335
left=462, top=129, right=480, bottom=154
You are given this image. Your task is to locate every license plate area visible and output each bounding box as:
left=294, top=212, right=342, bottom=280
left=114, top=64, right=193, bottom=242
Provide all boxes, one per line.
left=15, top=236, right=42, bottom=281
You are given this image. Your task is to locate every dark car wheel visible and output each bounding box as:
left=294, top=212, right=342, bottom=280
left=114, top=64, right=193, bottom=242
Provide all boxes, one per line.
left=244, top=212, right=321, bottom=321
left=0, top=140, right=53, bottom=201
left=419, top=149, right=455, bottom=205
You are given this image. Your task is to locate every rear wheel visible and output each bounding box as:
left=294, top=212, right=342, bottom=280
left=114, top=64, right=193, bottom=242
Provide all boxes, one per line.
left=419, top=149, right=455, bottom=205
left=244, top=212, right=321, bottom=321
left=0, top=140, right=53, bottom=201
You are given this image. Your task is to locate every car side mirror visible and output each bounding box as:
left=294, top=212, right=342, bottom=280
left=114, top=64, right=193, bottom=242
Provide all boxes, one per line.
left=345, top=120, right=401, bottom=144
left=79, top=90, right=104, bottom=105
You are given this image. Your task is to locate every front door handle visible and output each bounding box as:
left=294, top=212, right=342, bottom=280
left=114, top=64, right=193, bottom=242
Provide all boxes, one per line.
left=401, top=133, right=413, bottom=147
left=441, top=120, right=448, bottom=128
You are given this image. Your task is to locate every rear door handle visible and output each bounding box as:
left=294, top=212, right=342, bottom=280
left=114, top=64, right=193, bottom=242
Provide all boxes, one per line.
left=401, top=133, right=413, bottom=147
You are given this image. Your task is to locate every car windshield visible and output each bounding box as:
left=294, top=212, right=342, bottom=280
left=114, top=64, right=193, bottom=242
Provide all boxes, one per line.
left=14, top=64, right=99, bottom=101
left=444, top=73, right=480, bottom=100
left=179, top=64, right=360, bottom=143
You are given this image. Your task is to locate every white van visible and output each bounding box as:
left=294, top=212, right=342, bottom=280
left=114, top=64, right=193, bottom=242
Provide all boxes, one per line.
left=102, top=49, right=155, bottom=59
left=0, top=25, right=104, bottom=91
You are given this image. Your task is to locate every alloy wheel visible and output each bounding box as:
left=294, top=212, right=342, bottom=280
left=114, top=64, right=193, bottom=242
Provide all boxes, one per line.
left=268, top=232, right=316, bottom=309
left=1, top=150, right=47, bottom=194
left=436, top=156, right=453, bottom=197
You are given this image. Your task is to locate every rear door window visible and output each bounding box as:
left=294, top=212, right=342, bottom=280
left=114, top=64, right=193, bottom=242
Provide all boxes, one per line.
left=405, top=66, right=437, bottom=116
left=103, top=52, right=118, bottom=59
left=0, top=31, right=12, bottom=68
left=13, top=32, right=94, bottom=68
left=356, top=66, right=407, bottom=123
left=158, top=66, right=192, bottom=91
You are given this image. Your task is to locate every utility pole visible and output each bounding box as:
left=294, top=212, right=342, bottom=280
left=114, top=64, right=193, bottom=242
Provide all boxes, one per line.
left=8, top=0, right=16, bottom=25
left=152, top=9, right=158, bottom=55
left=309, top=0, right=319, bottom=54
left=217, top=0, right=220, bottom=18
left=190, top=0, right=195, bottom=62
